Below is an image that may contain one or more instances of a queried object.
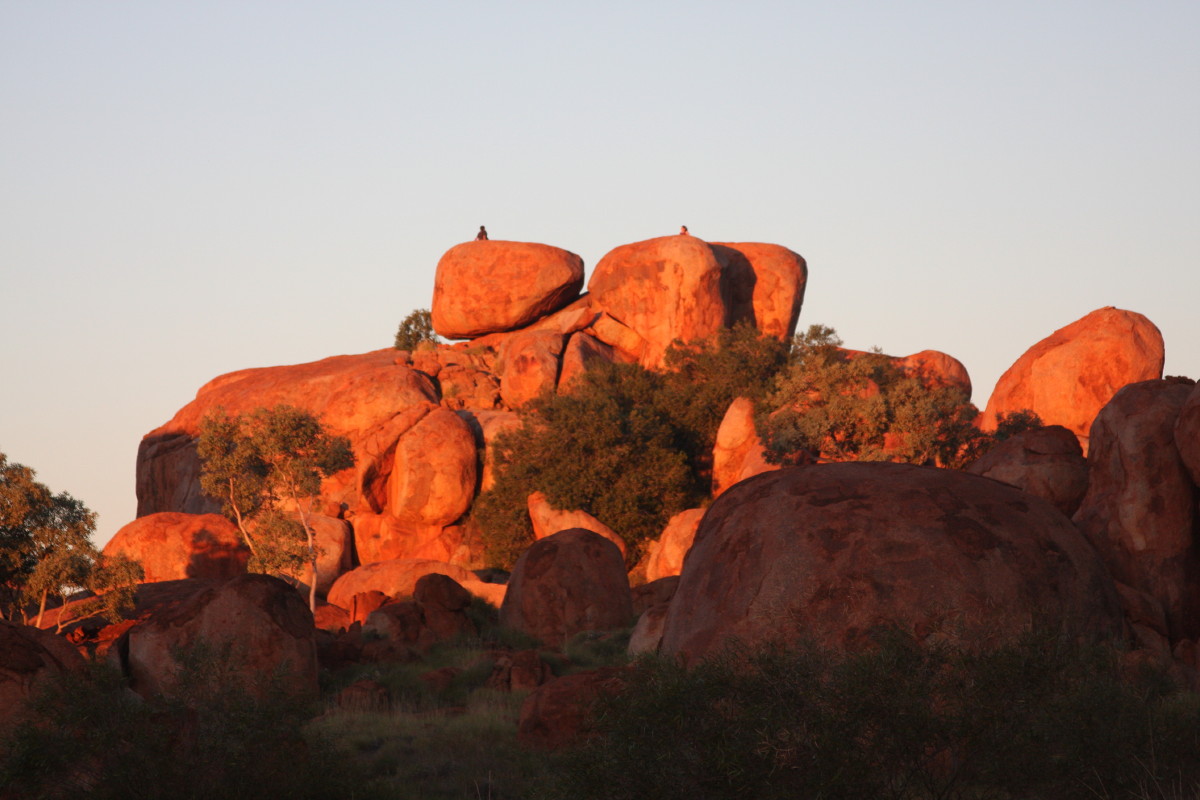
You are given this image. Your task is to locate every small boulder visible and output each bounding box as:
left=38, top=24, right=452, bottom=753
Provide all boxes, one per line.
left=431, top=240, right=585, bottom=339
left=517, top=667, right=627, bottom=750
left=642, top=509, right=704, bottom=581
left=327, top=559, right=484, bottom=609
left=965, top=425, right=1089, bottom=517
left=979, top=307, right=1164, bottom=453
left=628, top=602, right=672, bottom=656
left=527, top=491, right=627, bottom=559
left=711, top=397, right=777, bottom=497
left=498, top=331, right=565, bottom=409
left=500, top=529, right=634, bottom=646
left=558, top=331, right=618, bottom=392
left=102, top=512, right=248, bottom=584
left=0, top=621, right=86, bottom=731
left=437, top=365, right=501, bottom=411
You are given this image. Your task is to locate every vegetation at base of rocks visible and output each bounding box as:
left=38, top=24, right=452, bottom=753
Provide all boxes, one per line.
left=0, top=452, right=143, bottom=628
left=472, top=323, right=787, bottom=568
left=536, top=630, right=1200, bottom=800
left=0, top=646, right=350, bottom=800
left=393, top=308, right=438, bottom=351
left=197, top=405, right=354, bottom=611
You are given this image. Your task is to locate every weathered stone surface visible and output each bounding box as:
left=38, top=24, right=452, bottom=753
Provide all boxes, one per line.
left=979, top=307, right=1165, bottom=452
left=517, top=667, right=627, bottom=750
left=628, top=602, right=671, bottom=656
left=327, top=559, right=501, bottom=609
left=661, top=463, right=1123, bottom=662
left=102, top=512, right=248, bottom=583
left=296, top=514, right=353, bottom=595
left=137, top=350, right=439, bottom=517
left=498, top=330, right=565, bottom=408
left=631, top=575, right=680, bottom=615
left=350, top=513, right=468, bottom=566
left=499, top=529, right=634, bottom=646
left=431, top=240, right=584, bottom=339
left=364, top=574, right=476, bottom=651
left=388, top=407, right=477, bottom=527
left=712, top=397, right=777, bottom=497
left=437, top=365, right=501, bottom=411
left=0, top=621, right=86, bottom=730
left=458, top=409, right=522, bottom=493
left=897, top=350, right=973, bottom=399
left=1073, top=380, right=1198, bottom=639
left=585, top=312, right=647, bottom=364
left=527, top=491, right=627, bottom=559
left=1174, top=381, right=1200, bottom=486
left=116, top=574, right=318, bottom=700
left=712, top=242, right=807, bottom=341
left=587, top=235, right=726, bottom=369
left=642, top=508, right=704, bottom=581
left=557, top=331, right=617, bottom=393
left=966, top=425, right=1089, bottom=517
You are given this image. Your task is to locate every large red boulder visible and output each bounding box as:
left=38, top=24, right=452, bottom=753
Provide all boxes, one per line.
left=0, top=621, right=86, bottom=730
left=1073, top=380, right=1198, bottom=639
left=102, top=512, right=249, bottom=583
left=712, top=242, right=807, bottom=341
left=965, top=425, right=1089, bottom=517
left=499, top=529, right=634, bottom=647
left=137, top=350, right=439, bottom=517
left=587, top=235, right=727, bottom=369
left=711, top=397, right=777, bottom=496
left=660, top=463, right=1123, bottom=662
left=387, top=406, right=477, bottom=527
left=979, top=307, right=1164, bottom=453
left=431, top=240, right=584, bottom=339
left=115, top=574, right=318, bottom=700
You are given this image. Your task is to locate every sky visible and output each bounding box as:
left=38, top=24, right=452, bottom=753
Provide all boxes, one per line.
left=2, top=1, right=1197, bottom=548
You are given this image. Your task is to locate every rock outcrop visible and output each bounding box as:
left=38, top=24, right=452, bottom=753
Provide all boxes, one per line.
left=497, top=330, right=565, bottom=408
left=587, top=235, right=727, bottom=369
left=711, top=398, right=776, bottom=496
left=526, top=491, right=627, bottom=559
left=979, top=307, right=1165, bottom=452
left=115, top=574, right=318, bottom=700
left=0, top=621, right=86, bottom=730
left=711, top=242, right=807, bottom=341
left=327, top=559, right=503, bottom=609
left=642, top=508, right=704, bottom=581
left=1174, top=381, right=1200, bottom=486
left=387, top=407, right=477, bottom=527
left=965, top=426, right=1089, bottom=517
left=499, top=529, right=633, bottom=646
left=1073, top=380, right=1198, bottom=640
left=661, top=463, right=1124, bottom=662
left=431, top=240, right=584, bottom=339
left=102, top=512, right=248, bottom=583
left=517, top=667, right=627, bottom=750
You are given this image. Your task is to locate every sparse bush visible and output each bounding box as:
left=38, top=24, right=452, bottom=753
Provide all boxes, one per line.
left=536, top=630, right=1200, bottom=800
left=394, top=308, right=438, bottom=351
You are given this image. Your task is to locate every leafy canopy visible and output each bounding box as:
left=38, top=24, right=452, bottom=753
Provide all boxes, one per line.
left=394, top=308, right=438, bottom=351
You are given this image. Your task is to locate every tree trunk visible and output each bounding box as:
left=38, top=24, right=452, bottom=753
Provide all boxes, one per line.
left=35, top=588, right=48, bottom=629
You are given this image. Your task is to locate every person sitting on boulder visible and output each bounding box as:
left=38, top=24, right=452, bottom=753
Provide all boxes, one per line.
left=476, top=225, right=488, bottom=241
left=679, top=225, right=689, bottom=235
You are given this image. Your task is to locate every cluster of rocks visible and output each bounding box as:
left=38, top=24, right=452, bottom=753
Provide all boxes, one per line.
left=3, top=231, right=1193, bottom=748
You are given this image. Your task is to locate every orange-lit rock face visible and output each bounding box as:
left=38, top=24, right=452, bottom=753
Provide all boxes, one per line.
left=388, top=407, right=477, bottom=527
left=711, top=242, right=807, bottom=341
left=965, top=425, right=1088, bottom=517
left=136, top=350, right=438, bottom=517
left=587, top=235, right=727, bottom=369
left=1073, top=380, right=1198, bottom=639
left=103, top=512, right=248, bottom=584
left=526, top=491, right=626, bottom=559
left=326, top=559, right=483, bottom=610
left=498, top=330, right=565, bottom=409
left=980, top=307, right=1164, bottom=452
left=711, top=397, right=777, bottom=497
left=431, top=240, right=584, bottom=339
left=643, top=508, right=704, bottom=582
left=660, top=463, right=1123, bottom=663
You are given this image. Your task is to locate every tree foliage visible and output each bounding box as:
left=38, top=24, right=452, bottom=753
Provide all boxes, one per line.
left=394, top=308, right=438, bottom=351
left=197, top=405, right=354, bottom=611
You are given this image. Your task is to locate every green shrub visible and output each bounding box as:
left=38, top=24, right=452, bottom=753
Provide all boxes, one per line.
left=394, top=308, right=437, bottom=351
left=536, top=630, right=1200, bottom=800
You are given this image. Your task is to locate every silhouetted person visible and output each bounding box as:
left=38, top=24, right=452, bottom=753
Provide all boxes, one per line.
left=679, top=225, right=689, bottom=235
left=476, top=225, right=488, bottom=241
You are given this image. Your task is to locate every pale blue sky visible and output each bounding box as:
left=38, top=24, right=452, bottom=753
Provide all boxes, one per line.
left=2, top=1, right=1197, bottom=547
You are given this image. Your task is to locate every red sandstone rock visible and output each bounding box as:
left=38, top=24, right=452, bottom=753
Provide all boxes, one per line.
left=711, top=242, right=807, bottom=341
left=499, top=529, right=634, bottom=646
left=388, top=407, right=477, bottom=527
left=517, top=667, right=627, bottom=750
left=631, top=575, right=680, bottom=615
left=1072, top=380, right=1198, bottom=639
left=979, top=307, right=1165, bottom=452
left=526, top=491, right=627, bottom=559
left=557, top=331, right=617, bottom=393
left=102, top=512, right=248, bottom=583
left=431, top=240, right=584, bottom=339
left=587, top=235, right=727, bottom=369
left=349, top=590, right=392, bottom=625
left=350, top=512, right=468, bottom=566
left=498, top=330, right=565, bottom=409
left=116, top=574, right=318, bottom=700
left=711, top=397, right=777, bottom=497
left=965, top=425, right=1089, bottom=517
left=897, top=350, right=973, bottom=398
left=642, top=508, right=704, bottom=581
left=0, top=621, right=86, bottom=730
left=327, top=559, right=494, bottom=610
left=137, top=350, right=439, bottom=517
left=296, top=514, right=352, bottom=594
left=458, top=409, right=523, bottom=493
left=1173, top=381, right=1200, bottom=486
left=660, top=463, right=1124, bottom=662
left=313, top=602, right=351, bottom=633
left=628, top=602, right=671, bottom=656
left=437, top=365, right=501, bottom=410
left=584, top=312, right=648, bottom=363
